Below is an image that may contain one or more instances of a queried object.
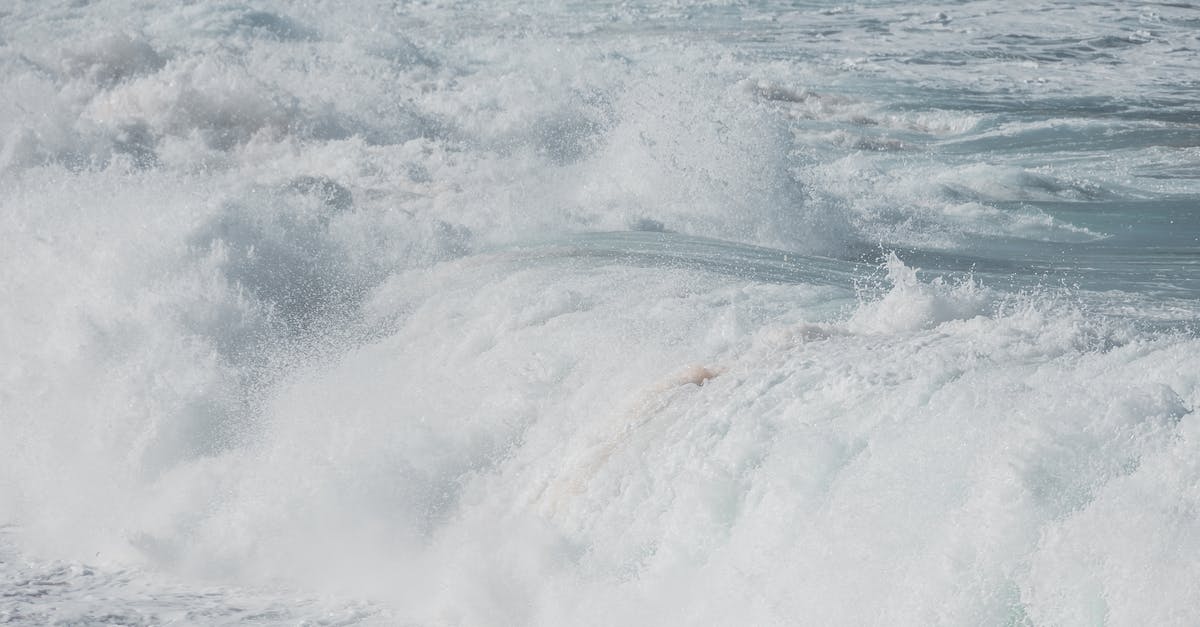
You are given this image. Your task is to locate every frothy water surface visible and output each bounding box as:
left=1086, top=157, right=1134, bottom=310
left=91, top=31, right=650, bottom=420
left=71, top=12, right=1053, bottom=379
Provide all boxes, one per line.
left=2, top=1, right=1199, bottom=625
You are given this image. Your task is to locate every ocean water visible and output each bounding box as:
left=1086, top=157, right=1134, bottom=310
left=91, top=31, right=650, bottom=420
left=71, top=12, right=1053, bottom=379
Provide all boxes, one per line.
left=2, top=1, right=1199, bottom=625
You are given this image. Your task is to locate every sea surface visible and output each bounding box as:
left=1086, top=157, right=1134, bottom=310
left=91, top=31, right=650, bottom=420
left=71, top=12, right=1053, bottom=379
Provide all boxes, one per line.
left=2, top=1, right=1199, bottom=625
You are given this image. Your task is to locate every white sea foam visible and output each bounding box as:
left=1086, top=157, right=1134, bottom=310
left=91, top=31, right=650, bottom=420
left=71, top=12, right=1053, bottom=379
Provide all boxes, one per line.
left=2, top=1, right=1199, bottom=625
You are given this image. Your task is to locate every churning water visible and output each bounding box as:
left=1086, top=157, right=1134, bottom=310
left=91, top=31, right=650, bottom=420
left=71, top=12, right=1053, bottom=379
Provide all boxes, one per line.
left=2, top=1, right=1199, bottom=625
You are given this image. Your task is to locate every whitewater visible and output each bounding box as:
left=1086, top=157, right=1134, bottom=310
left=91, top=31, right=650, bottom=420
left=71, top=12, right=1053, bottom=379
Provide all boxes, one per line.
left=2, top=1, right=1199, bottom=625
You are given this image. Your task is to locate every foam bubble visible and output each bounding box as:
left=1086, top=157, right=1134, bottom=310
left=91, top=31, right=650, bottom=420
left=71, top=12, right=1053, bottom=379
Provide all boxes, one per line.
left=846, top=253, right=991, bottom=334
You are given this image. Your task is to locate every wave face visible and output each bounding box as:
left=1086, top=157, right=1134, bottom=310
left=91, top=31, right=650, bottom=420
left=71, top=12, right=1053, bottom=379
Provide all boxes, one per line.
left=2, top=1, right=1199, bottom=625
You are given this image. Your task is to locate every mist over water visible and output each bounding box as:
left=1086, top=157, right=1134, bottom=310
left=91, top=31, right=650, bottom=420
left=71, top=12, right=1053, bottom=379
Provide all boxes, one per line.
left=2, top=1, right=1199, bottom=625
